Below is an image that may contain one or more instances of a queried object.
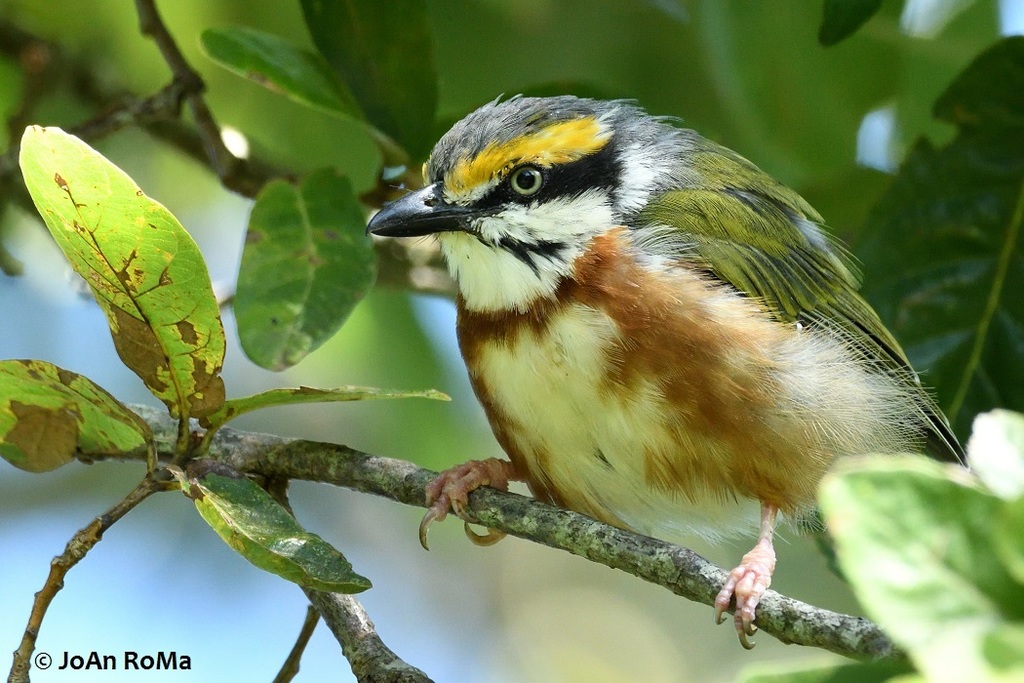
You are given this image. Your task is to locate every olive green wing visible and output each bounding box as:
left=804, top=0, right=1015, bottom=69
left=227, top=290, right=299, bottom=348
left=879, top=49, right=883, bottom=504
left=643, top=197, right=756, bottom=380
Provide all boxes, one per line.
left=637, top=146, right=963, bottom=462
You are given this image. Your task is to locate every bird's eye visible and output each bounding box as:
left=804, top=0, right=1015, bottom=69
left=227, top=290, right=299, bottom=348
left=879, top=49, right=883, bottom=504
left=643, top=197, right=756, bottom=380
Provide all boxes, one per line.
left=509, top=165, right=544, bottom=196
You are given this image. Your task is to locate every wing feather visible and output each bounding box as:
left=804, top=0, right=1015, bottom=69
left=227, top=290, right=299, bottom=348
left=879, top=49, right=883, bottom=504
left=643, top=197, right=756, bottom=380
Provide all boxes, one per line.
left=635, top=144, right=963, bottom=462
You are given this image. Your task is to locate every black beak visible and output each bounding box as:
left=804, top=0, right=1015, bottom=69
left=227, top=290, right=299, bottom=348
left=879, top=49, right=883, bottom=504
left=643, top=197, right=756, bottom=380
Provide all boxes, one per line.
left=366, top=183, right=476, bottom=237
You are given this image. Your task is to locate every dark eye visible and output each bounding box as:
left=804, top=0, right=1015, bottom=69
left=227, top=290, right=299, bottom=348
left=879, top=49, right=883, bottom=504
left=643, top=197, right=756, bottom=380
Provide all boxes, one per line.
left=509, top=165, right=544, bottom=196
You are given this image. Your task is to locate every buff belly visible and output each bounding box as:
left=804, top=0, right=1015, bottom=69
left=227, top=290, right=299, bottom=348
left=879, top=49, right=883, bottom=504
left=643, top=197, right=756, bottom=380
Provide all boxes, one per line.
left=470, top=302, right=763, bottom=543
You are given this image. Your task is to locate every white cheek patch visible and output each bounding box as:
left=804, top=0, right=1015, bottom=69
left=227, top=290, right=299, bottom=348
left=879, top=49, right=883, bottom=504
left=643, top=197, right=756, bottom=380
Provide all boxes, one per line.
left=615, top=140, right=671, bottom=213
left=438, top=189, right=616, bottom=313
left=476, top=189, right=613, bottom=245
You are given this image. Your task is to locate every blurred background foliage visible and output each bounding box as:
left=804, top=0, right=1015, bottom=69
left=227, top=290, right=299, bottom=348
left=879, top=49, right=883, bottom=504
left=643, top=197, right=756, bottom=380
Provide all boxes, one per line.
left=0, top=0, right=1021, bottom=681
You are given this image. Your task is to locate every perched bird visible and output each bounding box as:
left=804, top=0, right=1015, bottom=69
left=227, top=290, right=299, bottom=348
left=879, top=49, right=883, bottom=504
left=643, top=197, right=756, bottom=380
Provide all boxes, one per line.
left=366, top=96, right=963, bottom=647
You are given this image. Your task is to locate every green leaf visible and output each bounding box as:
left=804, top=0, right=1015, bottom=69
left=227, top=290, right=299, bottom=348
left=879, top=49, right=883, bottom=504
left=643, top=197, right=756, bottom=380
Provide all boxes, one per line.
left=967, top=410, right=1024, bottom=499
left=995, top=496, right=1024, bottom=585
left=200, top=27, right=363, bottom=120
left=858, top=37, right=1024, bottom=438
left=19, top=126, right=226, bottom=419
left=820, top=456, right=1024, bottom=682
left=933, top=38, right=1024, bottom=130
left=818, top=0, right=883, bottom=46
left=178, top=470, right=371, bottom=593
left=740, top=657, right=913, bottom=683
left=235, top=168, right=376, bottom=371
left=0, top=359, right=150, bottom=472
left=201, top=385, right=449, bottom=430
left=644, top=0, right=688, bottom=23
left=300, top=0, right=437, bottom=160
left=983, top=624, right=1024, bottom=676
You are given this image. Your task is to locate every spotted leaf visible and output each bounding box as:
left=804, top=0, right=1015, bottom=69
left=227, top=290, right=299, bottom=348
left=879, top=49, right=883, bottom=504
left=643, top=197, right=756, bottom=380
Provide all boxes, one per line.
left=0, top=359, right=150, bottom=472
left=19, top=126, right=226, bottom=418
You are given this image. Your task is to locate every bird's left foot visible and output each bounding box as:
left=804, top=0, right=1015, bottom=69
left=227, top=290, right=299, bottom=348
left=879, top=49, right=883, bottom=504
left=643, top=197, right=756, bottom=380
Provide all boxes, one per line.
left=714, top=538, right=776, bottom=649
left=419, top=458, right=518, bottom=549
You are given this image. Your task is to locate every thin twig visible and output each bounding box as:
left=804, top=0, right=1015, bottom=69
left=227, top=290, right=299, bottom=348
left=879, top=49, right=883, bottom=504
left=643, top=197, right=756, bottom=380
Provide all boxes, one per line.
left=303, top=591, right=433, bottom=683
left=133, top=0, right=235, bottom=180
left=99, top=404, right=898, bottom=662
left=265, top=477, right=430, bottom=681
left=7, top=474, right=168, bottom=683
left=0, top=17, right=446, bottom=294
left=272, top=606, right=321, bottom=683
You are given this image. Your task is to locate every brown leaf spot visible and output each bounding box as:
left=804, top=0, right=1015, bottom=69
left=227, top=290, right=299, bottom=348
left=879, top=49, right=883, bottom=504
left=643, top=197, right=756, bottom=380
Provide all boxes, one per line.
left=245, top=71, right=283, bottom=94
left=54, top=173, right=68, bottom=191
left=187, top=375, right=226, bottom=419
left=322, top=230, right=339, bottom=241
left=176, top=320, right=199, bottom=346
left=110, top=307, right=171, bottom=399
left=56, top=368, right=78, bottom=386
left=244, top=229, right=264, bottom=244
left=114, top=249, right=141, bottom=291
left=183, top=479, right=205, bottom=502
left=17, top=359, right=44, bottom=381
left=187, top=459, right=239, bottom=480
left=4, top=400, right=79, bottom=472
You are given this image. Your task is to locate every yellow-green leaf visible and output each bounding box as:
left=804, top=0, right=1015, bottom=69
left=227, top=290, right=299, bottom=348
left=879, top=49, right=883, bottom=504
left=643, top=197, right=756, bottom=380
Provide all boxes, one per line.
left=19, top=126, right=226, bottom=418
left=177, top=470, right=370, bottom=593
left=820, top=456, right=1024, bottom=682
left=740, top=658, right=913, bottom=683
left=201, top=385, right=449, bottom=430
left=0, top=359, right=150, bottom=472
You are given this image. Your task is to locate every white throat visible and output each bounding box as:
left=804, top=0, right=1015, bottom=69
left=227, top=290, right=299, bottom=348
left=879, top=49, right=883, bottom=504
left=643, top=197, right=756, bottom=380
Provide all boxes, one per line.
left=438, top=190, right=615, bottom=313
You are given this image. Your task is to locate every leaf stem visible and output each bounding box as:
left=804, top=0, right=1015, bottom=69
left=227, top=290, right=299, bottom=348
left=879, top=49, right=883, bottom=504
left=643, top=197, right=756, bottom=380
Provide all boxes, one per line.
left=947, top=175, right=1024, bottom=421
left=176, top=415, right=191, bottom=458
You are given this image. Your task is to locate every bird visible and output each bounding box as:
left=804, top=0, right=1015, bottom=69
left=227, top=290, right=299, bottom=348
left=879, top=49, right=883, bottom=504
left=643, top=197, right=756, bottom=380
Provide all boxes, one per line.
left=366, top=95, right=963, bottom=647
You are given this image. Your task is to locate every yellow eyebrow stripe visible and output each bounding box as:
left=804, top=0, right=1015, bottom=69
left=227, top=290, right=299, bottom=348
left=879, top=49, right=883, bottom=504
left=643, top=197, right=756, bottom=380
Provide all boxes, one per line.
left=446, top=116, right=610, bottom=195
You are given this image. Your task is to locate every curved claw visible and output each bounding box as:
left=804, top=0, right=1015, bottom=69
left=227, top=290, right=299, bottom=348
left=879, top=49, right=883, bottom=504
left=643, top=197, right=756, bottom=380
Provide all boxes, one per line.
left=416, top=458, right=519, bottom=549
left=463, top=522, right=506, bottom=546
left=418, top=507, right=447, bottom=551
left=714, top=601, right=758, bottom=648
left=738, top=627, right=757, bottom=650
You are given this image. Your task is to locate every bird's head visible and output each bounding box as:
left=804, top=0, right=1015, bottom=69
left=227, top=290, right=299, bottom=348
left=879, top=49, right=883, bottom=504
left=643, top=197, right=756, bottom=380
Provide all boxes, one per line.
left=367, top=96, right=686, bottom=313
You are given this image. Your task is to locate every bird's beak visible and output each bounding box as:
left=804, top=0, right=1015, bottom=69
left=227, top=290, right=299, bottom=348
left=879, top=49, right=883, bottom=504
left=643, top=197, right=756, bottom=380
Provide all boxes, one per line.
left=366, top=183, right=476, bottom=237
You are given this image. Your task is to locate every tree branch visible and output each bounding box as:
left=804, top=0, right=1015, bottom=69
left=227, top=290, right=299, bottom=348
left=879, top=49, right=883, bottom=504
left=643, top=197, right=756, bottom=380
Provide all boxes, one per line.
left=100, top=404, right=898, bottom=662
left=303, top=591, right=433, bottom=683
left=7, top=475, right=167, bottom=683
left=263, top=476, right=431, bottom=681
